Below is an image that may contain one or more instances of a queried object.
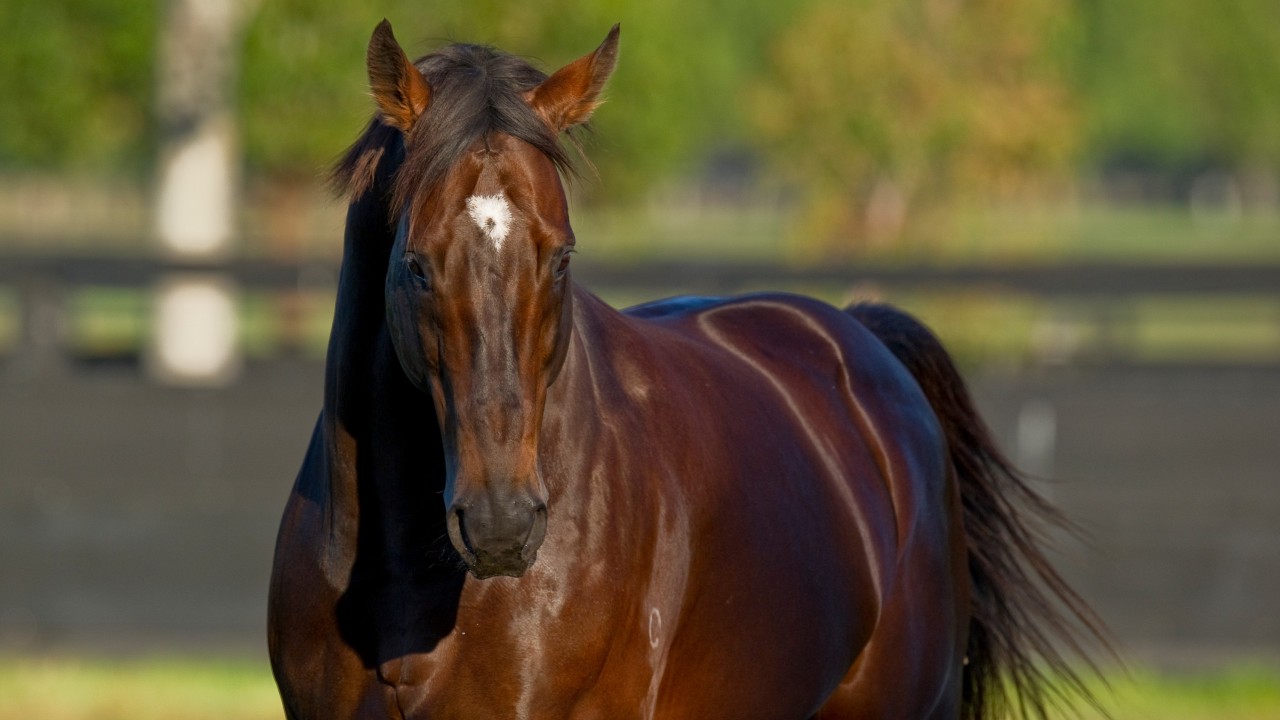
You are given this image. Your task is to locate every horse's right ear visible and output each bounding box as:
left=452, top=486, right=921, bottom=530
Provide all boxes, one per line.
left=367, top=19, right=430, bottom=134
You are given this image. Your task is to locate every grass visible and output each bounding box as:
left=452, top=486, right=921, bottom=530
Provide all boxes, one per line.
left=574, top=201, right=1280, bottom=266
left=0, top=657, right=282, bottom=720
left=910, top=203, right=1280, bottom=265
left=0, top=659, right=1277, bottom=719
left=1071, top=667, right=1280, bottom=720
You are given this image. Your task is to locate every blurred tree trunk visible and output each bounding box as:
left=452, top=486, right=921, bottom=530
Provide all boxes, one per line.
left=150, top=0, right=258, bottom=385
left=154, top=0, right=256, bottom=257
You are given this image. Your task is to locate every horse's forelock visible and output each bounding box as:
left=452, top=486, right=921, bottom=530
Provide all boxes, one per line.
left=331, top=43, right=586, bottom=222
left=391, top=44, right=583, bottom=215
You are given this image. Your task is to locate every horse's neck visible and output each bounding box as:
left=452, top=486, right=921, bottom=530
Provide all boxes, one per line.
left=539, top=287, right=652, bottom=525
left=560, top=284, right=646, bottom=386
left=552, top=286, right=618, bottom=412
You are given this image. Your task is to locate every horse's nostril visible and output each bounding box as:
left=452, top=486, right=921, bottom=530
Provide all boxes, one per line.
left=456, top=511, right=477, bottom=555
left=447, top=507, right=478, bottom=562
left=522, top=505, right=549, bottom=559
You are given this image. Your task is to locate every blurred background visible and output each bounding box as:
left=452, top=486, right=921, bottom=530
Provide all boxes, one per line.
left=1, top=0, right=1278, bottom=716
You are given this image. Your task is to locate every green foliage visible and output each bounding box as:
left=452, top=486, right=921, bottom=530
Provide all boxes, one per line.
left=748, top=0, right=1080, bottom=252
left=237, top=0, right=404, bottom=180
left=4, top=0, right=1280, bottom=230
left=236, top=0, right=788, bottom=200
left=0, top=1, right=157, bottom=175
left=1076, top=0, right=1280, bottom=170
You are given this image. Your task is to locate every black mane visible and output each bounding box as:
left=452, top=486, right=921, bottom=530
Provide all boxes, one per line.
left=331, top=43, right=581, bottom=212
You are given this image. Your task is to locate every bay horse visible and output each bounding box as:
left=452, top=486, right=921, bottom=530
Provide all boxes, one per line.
left=269, top=21, right=1104, bottom=719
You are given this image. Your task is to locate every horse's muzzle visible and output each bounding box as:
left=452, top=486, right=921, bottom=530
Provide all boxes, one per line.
left=446, top=495, right=548, bottom=578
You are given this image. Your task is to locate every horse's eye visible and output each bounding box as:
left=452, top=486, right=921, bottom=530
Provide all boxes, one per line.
left=555, top=248, right=574, bottom=278
left=406, top=255, right=428, bottom=283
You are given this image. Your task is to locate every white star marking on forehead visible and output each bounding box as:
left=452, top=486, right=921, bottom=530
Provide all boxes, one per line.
left=466, top=193, right=513, bottom=250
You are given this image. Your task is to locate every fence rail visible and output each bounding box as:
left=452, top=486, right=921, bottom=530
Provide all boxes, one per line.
left=3, top=251, right=1279, bottom=377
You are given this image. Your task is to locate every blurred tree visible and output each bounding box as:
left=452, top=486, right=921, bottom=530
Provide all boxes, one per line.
left=0, top=1, right=157, bottom=175
left=238, top=0, right=401, bottom=185
left=3, top=0, right=1280, bottom=240
left=1075, top=0, right=1280, bottom=175
left=748, top=0, right=1081, bottom=255
left=236, top=0, right=792, bottom=203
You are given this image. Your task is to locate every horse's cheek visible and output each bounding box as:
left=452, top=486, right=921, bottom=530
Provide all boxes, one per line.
left=387, top=293, right=434, bottom=389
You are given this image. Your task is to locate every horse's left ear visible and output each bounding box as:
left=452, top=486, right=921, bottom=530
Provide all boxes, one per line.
left=524, top=24, right=620, bottom=133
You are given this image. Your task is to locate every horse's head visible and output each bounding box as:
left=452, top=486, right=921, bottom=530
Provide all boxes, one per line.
left=366, top=21, right=618, bottom=578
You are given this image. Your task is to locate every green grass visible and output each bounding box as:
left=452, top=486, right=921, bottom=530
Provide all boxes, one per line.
left=0, top=658, right=282, bottom=720
left=574, top=202, right=1280, bottom=266
left=1, top=659, right=1277, bottom=719
left=1069, top=667, right=1280, bottom=720
left=912, top=204, right=1280, bottom=265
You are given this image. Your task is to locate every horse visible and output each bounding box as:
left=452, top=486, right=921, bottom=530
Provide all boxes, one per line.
left=268, top=20, right=1105, bottom=719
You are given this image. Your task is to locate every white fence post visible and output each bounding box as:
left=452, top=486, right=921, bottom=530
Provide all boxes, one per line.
left=149, top=0, right=253, bottom=386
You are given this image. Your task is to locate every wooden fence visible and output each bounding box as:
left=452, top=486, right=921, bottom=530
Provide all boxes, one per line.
left=2, top=251, right=1278, bottom=378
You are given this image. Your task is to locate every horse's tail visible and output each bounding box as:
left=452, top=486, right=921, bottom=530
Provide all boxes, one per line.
left=847, top=302, right=1109, bottom=720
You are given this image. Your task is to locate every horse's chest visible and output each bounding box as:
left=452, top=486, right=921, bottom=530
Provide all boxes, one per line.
left=375, top=607, right=659, bottom=719
left=373, top=635, right=650, bottom=712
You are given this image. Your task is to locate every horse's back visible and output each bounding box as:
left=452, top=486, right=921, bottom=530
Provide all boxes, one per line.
left=626, top=291, right=952, bottom=517
left=618, top=293, right=968, bottom=717
left=628, top=291, right=958, bottom=584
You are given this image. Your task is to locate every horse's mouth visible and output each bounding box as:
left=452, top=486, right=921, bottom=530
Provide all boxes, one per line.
left=447, top=508, right=541, bottom=579
left=468, top=551, right=532, bottom=579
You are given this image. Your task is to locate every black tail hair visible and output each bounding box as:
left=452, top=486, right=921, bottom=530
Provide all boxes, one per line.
left=848, top=302, right=1112, bottom=720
